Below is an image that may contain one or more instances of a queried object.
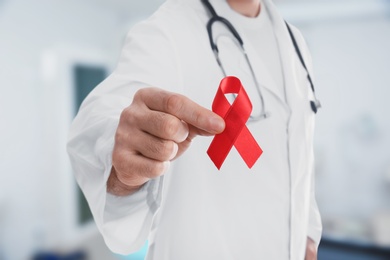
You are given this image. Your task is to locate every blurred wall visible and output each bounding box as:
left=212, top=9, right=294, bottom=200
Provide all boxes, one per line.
left=307, top=16, right=390, bottom=243
left=279, top=1, right=390, bottom=244
left=1, top=0, right=390, bottom=260
left=0, top=0, right=161, bottom=259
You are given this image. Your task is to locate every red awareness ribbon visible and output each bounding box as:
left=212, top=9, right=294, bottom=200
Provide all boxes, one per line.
left=207, top=76, right=263, bottom=170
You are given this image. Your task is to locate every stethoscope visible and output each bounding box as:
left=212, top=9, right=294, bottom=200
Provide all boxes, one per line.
left=201, top=0, right=321, bottom=121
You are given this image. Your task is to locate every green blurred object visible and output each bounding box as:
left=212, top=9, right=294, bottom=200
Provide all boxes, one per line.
left=115, top=241, right=148, bottom=260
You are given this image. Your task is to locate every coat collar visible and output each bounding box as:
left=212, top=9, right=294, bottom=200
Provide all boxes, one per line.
left=196, top=0, right=309, bottom=115
left=231, top=0, right=303, bottom=113
left=263, top=0, right=308, bottom=114
left=240, top=36, right=289, bottom=111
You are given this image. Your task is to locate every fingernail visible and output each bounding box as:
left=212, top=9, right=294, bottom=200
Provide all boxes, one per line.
left=178, top=129, right=189, bottom=143
left=176, top=121, right=189, bottom=143
left=210, top=116, right=225, bottom=133
left=169, top=143, right=179, bottom=160
left=162, top=161, right=171, bottom=174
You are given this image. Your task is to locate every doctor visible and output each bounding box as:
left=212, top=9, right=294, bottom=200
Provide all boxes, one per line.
left=67, top=0, right=322, bottom=259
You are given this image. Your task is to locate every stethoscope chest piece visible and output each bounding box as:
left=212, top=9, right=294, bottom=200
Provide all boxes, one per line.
left=311, top=100, right=321, bottom=114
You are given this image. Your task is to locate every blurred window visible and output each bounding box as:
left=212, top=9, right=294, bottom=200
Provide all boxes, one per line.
left=73, top=64, right=107, bottom=224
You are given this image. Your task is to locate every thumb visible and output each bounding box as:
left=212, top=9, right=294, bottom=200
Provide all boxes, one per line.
left=173, top=122, right=224, bottom=160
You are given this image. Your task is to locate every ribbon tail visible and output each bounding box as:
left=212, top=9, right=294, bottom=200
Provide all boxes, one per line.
left=207, top=133, right=235, bottom=170
left=234, top=127, right=263, bottom=168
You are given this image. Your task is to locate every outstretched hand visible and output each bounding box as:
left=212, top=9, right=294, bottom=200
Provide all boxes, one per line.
left=108, top=88, right=225, bottom=196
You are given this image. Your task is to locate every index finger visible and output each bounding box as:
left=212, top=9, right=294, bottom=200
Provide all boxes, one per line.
left=136, top=88, right=225, bottom=134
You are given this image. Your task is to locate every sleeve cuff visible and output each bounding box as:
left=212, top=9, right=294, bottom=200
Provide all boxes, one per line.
left=307, top=225, right=322, bottom=248
left=101, top=176, right=164, bottom=255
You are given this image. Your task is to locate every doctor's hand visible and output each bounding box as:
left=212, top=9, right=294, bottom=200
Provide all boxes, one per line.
left=107, top=87, right=225, bottom=196
left=305, top=237, right=318, bottom=260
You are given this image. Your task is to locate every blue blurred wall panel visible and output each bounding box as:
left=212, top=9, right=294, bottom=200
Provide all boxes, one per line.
left=318, top=237, right=390, bottom=260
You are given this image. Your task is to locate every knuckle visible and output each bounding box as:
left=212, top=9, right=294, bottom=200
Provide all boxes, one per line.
left=147, top=138, right=173, bottom=160
left=114, top=121, right=135, bottom=148
left=148, top=161, right=167, bottom=178
left=191, top=109, right=203, bottom=126
left=119, top=104, right=145, bottom=131
left=159, top=140, right=175, bottom=159
left=112, top=153, right=144, bottom=185
left=114, top=126, right=126, bottom=145
left=161, top=116, right=180, bottom=138
left=165, top=94, right=183, bottom=114
left=134, top=87, right=154, bottom=103
left=133, top=88, right=146, bottom=101
left=119, top=107, right=134, bottom=128
left=112, top=150, right=128, bottom=174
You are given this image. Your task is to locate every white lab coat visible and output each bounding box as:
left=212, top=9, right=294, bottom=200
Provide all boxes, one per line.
left=67, top=0, right=322, bottom=259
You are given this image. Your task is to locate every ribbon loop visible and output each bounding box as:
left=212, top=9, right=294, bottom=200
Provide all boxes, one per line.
left=207, top=76, right=263, bottom=169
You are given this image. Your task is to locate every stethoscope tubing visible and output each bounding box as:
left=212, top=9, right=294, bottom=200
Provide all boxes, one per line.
left=203, top=0, right=269, bottom=121
left=201, top=0, right=321, bottom=117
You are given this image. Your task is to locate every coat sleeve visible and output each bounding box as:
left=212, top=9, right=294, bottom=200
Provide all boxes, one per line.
left=307, top=164, right=323, bottom=248
left=300, top=32, right=323, bottom=249
left=67, top=18, right=180, bottom=254
left=289, top=24, right=323, bottom=247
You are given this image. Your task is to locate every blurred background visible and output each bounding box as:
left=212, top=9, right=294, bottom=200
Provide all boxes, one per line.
left=1, top=0, right=390, bottom=259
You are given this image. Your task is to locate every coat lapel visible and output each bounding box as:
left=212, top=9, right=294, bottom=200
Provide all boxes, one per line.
left=264, top=0, right=303, bottom=112
left=264, top=2, right=317, bottom=257
left=264, top=0, right=314, bottom=130
left=239, top=38, right=289, bottom=110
